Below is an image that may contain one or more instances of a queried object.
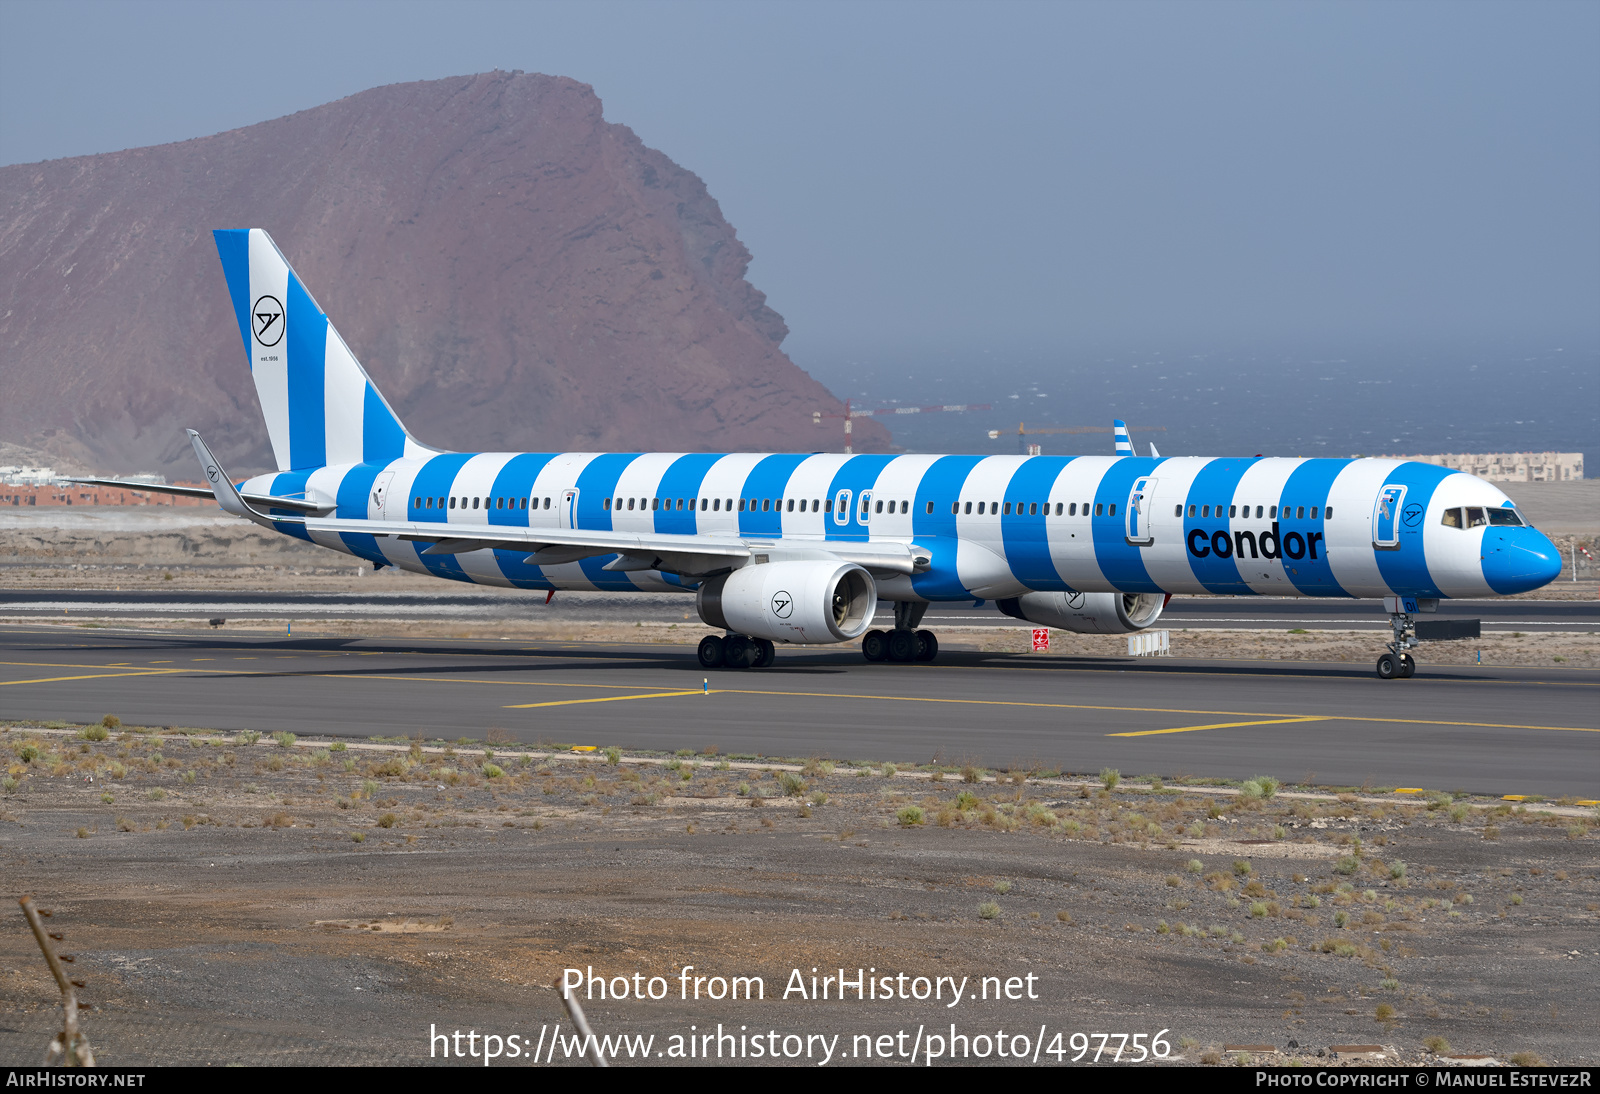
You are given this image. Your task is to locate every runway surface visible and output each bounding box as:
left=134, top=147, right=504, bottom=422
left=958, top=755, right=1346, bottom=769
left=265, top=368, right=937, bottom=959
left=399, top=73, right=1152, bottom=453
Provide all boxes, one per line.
left=3, top=589, right=1596, bottom=630
left=3, top=624, right=1595, bottom=798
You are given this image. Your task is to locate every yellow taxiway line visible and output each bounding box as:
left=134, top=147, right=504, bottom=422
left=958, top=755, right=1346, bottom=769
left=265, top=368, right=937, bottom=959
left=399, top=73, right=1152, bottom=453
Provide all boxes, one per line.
left=503, top=690, right=704, bottom=710
left=1108, top=716, right=1331, bottom=737
left=0, top=669, right=185, bottom=687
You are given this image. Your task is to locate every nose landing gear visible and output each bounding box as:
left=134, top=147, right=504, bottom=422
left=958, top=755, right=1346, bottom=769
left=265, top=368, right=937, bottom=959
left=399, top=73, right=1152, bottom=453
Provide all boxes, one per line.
left=1376, top=596, right=1422, bottom=679
left=1376, top=651, right=1415, bottom=679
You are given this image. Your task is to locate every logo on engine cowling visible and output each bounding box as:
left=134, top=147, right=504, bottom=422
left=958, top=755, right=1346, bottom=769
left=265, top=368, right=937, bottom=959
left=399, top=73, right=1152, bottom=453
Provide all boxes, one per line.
left=771, top=591, right=793, bottom=618
left=1066, top=591, right=1086, bottom=609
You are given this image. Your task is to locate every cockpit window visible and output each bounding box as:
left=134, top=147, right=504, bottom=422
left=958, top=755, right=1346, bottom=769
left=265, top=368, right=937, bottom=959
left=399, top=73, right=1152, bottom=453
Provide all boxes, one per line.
left=1487, top=508, right=1525, bottom=527
left=1441, top=508, right=1462, bottom=528
left=1465, top=507, right=1487, bottom=528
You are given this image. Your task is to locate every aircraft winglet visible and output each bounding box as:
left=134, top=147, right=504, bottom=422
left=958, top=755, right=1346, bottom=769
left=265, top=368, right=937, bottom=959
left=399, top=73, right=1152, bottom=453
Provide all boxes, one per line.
left=187, top=429, right=300, bottom=529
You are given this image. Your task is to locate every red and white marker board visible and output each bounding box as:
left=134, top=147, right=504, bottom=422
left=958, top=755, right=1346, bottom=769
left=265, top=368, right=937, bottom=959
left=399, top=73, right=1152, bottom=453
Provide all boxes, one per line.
left=1032, top=628, right=1050, bottom=651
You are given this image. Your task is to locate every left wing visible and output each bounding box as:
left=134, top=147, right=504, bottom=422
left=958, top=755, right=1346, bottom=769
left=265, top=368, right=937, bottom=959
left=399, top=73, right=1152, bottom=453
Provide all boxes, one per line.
left=302, top=516, right=928, bottom=579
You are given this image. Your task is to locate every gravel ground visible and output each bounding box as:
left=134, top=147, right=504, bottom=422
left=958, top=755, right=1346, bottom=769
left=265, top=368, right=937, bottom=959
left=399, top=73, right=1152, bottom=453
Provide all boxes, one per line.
left=2, top=724, right=1596, bottom=1067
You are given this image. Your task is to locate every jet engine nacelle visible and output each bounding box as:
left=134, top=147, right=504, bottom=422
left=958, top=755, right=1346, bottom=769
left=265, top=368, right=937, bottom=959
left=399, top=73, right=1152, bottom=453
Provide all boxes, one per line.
left=996, top=591, right=1167, bottom=634
left=697, top=561, right=877, bottom=644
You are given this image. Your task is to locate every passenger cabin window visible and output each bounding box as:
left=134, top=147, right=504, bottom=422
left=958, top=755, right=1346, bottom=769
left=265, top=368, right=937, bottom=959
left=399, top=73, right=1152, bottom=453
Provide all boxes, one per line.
left=1269, top=505, right=1277, bottom=518
left=472, top=498, right=479, bottom=509
left=1310, top=506, right=1319, bottom=519
left=964, top=502, right=972, bottom=515
left=738, top=499, right=746, bottom=512
left=1187, top=504, right=1196, bottom=517
left=1487, top=508, right=1523, bottom=526
left=1201, top=505, right=1210, bottom=518
left=926, top=501, right=935, bottom=514
left=1466, top=507, right=1487, bottom=528
left=1256, top=506, right=1264, bottom=518
left=603, top=497, right=611, bottom=510
left=1229, top=505, right=1237, bottom=518
left=1442, top=508, right=1462, bottom=528
left=1094, top=503, right=1103, bottom=516
left=1055, top=503, right=1063, bottom=516
left=823, top=499, right=832, bottom=513
left=1109, top=504, right=1117, bottom=516
left=1069, top=503, right=1077, bottom=516
left=520, top=498, right=527, bottom=509
left=1324, top=507, right=1332, bottom=518
left=712, top=498, right=720, bottom=511
left=1296, top=506, right=1305, bottom=520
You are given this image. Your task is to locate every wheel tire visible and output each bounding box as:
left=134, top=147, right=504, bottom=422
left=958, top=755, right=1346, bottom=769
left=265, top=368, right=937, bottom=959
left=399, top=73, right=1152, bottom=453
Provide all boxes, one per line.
left=697, top=634, right=725, bottom=669
left=888, top=629, right=919, bottom=662
left=723, top=634, right=753, bottom=669
left=1376, top=653, right=1398, bottom=680
left=753, top=638, right=776, bottom=668
left=915, top=629, right=938, bottom=662
left=1399, top=653, right=1416, bottom=678
left=862, top=629, right=888, bottom=662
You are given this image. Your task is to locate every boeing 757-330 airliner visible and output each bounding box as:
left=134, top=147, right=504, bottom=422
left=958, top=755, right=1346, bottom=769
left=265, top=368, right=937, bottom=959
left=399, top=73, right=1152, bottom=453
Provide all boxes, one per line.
left=74, top=230, right=1564, bottom=679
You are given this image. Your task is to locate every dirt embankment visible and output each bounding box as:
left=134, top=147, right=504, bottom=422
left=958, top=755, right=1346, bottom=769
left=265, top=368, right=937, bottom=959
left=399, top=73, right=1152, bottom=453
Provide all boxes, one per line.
left=2, top=725, right=1595, bottom=1066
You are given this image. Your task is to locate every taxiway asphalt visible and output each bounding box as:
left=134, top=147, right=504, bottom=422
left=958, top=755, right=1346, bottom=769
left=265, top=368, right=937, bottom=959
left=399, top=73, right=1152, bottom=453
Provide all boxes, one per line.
left=3, top=589, right=1595, bottom=631
left=2, top=624, right=1594, bottom=798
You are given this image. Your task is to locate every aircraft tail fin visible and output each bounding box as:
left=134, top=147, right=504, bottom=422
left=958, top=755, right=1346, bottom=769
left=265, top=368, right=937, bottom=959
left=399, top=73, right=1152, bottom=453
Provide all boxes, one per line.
left=212, top=229, right=430, bottom=471
left=1113, top=419, right=1133, bottom=456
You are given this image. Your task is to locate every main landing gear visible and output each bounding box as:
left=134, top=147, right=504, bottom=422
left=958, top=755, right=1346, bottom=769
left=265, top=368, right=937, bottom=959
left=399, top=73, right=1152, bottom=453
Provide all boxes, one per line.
left=862, top=601, right=939, bottom=664
left=698, top=633, right=774, bottom=670
left=1375, top=596, right=1420, bottom=679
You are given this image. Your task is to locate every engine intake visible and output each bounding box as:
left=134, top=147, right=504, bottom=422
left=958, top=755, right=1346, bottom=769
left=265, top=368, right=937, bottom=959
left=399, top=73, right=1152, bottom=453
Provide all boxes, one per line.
left=698, top=561, right=877, bottom=644
left=996, top=591, right=1166, bottom=634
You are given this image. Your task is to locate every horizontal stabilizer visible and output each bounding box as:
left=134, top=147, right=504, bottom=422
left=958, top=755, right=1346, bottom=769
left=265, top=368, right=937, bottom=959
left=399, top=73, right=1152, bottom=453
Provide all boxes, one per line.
left=66, top=477, right=333, bottom=514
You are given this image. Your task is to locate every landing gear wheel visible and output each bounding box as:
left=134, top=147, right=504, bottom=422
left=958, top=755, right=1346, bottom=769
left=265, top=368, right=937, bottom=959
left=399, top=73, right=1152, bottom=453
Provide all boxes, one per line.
left=723, top=634, right=754, bottom=669
left=888, top=628, right=919, bottom=662
left=862, top=629, right=888, bottom=662
left=697, top=634, right=725, bottom=669
left=914, top=629, right=938, bottom=662
left=752, top=638, right=776, bottom=669
left=1399, top=653, right=1416, bottom=678
left=1376, top=653, right=1398, bottom=680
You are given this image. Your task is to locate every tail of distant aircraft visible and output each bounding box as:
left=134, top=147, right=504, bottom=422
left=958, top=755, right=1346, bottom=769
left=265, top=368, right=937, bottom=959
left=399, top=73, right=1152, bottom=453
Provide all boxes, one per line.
left=1113, top=419, right=1133, bottom=456
left=212, top=229, right=428, bottom=471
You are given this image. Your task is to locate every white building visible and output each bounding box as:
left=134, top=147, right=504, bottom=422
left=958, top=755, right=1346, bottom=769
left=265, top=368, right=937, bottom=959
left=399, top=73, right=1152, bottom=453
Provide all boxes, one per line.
left=1401, top=452, right=1583, bottom=483
left=0, top=465, right=59, bottom=486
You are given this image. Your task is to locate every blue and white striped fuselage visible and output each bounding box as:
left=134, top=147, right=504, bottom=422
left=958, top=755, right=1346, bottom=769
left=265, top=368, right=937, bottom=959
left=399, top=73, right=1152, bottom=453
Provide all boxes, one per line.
left=246, top=451, right=1561, bottom=605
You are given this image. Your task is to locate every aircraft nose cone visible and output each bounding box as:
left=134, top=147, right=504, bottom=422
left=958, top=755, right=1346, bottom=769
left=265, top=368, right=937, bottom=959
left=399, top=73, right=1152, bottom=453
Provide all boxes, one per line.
left=1481, top=529, right=1563, bottom=594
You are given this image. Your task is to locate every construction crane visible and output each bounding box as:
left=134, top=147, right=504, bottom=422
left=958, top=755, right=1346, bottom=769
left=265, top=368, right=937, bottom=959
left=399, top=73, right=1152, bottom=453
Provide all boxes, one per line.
left=990, top=422, right=1167, bottom=455
left=814, top=399, right=992, bottom=454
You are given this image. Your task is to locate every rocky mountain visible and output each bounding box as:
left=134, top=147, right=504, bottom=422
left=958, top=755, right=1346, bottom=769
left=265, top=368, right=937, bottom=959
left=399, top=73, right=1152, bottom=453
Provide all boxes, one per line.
left=0, top=71, right=885, bottom=476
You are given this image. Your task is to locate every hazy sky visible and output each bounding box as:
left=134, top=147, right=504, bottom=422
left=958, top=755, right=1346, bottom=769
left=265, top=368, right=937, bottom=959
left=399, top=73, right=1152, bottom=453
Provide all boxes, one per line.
left=3, top=0, right=1597, bottom=368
